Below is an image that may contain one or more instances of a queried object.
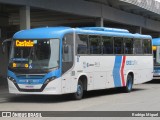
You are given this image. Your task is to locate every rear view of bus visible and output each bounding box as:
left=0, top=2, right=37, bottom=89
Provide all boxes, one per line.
left=153, top=38, right=160, bottom=79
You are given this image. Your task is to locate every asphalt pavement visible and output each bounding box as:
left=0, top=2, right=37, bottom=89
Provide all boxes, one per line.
left=0, top=79, right=160, bottom=120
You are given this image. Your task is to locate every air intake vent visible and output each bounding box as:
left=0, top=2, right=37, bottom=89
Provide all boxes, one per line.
left=16, top=74, right=45, bottom=79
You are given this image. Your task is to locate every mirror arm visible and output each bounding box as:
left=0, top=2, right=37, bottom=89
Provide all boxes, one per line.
left=2, top=38, right=12, bottom=54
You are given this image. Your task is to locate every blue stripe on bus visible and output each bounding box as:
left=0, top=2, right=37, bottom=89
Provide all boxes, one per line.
left=113, top=56, right=122, bottom=87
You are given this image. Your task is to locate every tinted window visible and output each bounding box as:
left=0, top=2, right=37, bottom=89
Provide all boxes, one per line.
left=102, top=36, right=113, bottom=54
left=62, top=33, right=74, bottom=74
left=76, top=34, right=88, bottom=54
left=124, top=38, right=133, bottom=54
left=143, top=39, right=152, bottom=54
left=114, top=37, right=124, bottom=54
left=89, top=35, right=101, bottom=54
left=134, top=39, right=143, bottom=54
left=9, top=39, right=59, bottom=69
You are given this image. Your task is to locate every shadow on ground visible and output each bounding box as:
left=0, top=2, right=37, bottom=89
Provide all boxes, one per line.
left=0, top=76, right=7, bottom=90
left=146, top=79, right=160, bottom=84
left=8, top=87, right=145, bottom=103
left=1, top=77, right=151, bottom=103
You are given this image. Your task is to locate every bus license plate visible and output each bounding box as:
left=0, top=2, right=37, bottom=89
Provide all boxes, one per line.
left=25, top=85, right=34, bottom=89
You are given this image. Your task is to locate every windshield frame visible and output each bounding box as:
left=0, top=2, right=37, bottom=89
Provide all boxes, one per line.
left=9, top=38, right=60, bottom=72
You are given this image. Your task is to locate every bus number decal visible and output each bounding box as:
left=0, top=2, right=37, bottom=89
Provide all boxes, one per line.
left=126, top=60, right=137, bottom=65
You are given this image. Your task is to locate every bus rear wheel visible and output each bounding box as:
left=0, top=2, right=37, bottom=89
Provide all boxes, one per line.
left=73, top=80, right=83, bottom=100
left=123, top=74, right=133, bottom=93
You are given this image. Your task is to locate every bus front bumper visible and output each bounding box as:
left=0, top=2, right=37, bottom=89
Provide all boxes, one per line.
left=7, top=78, right=62, bottom=95
left=153, top=76, right=160, bottom=80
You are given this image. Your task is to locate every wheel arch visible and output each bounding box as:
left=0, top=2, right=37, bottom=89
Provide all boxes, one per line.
left=126, top=71, right=134, bottom=84
left=77, top=74, right=88, bottom=91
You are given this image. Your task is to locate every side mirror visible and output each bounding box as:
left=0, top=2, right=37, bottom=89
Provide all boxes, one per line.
left=63, top=45, right=69, bottom=54
left=2, top=38, right=12, bottom=54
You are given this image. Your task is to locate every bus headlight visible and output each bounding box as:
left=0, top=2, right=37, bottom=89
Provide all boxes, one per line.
left=44, top=76, right=57, bottom=84
left=7, top=76, right=16, bottom=83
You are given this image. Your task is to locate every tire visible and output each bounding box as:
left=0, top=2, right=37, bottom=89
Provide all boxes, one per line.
left=73, top=80, right=83, bottom=100
left=124, top=74, right=133, bottom=93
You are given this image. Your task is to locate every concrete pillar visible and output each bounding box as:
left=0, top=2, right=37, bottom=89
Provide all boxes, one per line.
left=20, top=6, right=30, bottom=30
left=0, top=29, right=1, bottom=38
left=135, top=26, right=142, bottom=34
left=95, top=17, right=104, bottom=27
left=0, top=15, right=8, bottom=27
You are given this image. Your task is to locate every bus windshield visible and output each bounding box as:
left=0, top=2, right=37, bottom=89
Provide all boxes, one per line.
left=9, top=39, right=60, bottom=69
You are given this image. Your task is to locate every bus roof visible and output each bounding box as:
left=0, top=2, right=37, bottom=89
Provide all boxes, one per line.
left=152, top=38, right=160, bottom=46
left=13, top=27, right=152, bottom=39
left=13, top=27, right=73, bottom=39
left=80, top=27, right=129, bottom=33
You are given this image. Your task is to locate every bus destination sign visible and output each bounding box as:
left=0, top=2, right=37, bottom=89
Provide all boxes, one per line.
left=16, top=40, right=34, bottom=47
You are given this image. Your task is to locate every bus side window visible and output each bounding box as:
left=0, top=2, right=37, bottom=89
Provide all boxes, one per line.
left=89, top=35, right=101, bottom=54
left=114, top=37, right=124, bottom=54
left=124, top=38, right=133, bottom=54
left=143, top=39, right=152, bottom=54
left=76, top=34, right=88, bottom=54
left=62, top=33, right=74, bottom=74
left=102, top=36, right=113, bottom=54
left=134, top=39, right=143, bottom=54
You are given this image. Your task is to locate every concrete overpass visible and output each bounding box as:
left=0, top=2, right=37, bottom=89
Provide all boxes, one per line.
left=0, top=0, right=160, bottom=85
left=1, top=0, right=160, bottom=33
left=0, top=0, right=160, bottom=32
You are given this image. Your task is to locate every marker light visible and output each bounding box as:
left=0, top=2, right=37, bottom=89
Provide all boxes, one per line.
left=13, top=63, right=17, bottom=68
left=25, top=64, right=28, bottom=68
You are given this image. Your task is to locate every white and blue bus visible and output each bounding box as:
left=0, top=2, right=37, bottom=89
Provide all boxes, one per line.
left=152, top=38, right=160, bottom=79
left=7, top=27, right=153, bottom=99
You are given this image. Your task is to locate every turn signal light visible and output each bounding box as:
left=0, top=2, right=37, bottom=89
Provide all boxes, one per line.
left=25, top=64, right=28, bottom=68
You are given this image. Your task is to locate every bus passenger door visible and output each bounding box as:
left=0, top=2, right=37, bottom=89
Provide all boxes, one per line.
left=61, top=33, right=74, bottom=93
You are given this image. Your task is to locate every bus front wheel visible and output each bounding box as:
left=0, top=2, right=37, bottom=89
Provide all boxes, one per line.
left=73, top=80, right=83, bottom=100
left=123, top=74, right=133, bottom=93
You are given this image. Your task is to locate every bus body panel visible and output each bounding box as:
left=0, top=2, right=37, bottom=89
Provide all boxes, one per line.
left=153, top=38, right=160, bottom=79
left=60, top=55, right=153, bottom=94
left=7, top=27, right=153, bottom=95
left=7, top=69, right=62, bottom=95
left=8, top=77, right=62, bottom=95
left=8, top=55, right=153, bottom=95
